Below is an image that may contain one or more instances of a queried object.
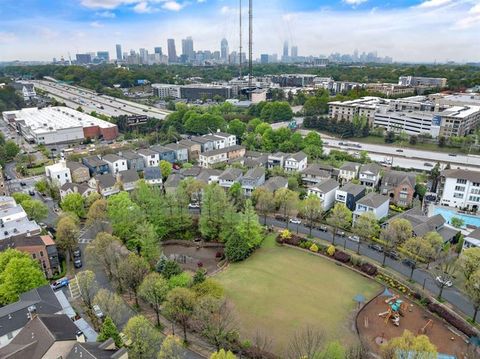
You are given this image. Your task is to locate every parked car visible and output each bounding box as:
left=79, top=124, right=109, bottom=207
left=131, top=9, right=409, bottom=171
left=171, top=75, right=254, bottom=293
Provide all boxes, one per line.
left=435, top=276, right=453, bottom=288
left=74, top=258, right=83, bottom=269
left=348, top=235, right=360, bottom=243
left=402, top=258, right=416, bottom=268
left=317, top=225, right=328, bottom=232
left=385, top=250, right=400, bottom=260
left=5, top=175, right=12, bottom=181
left=73, top=248, right=81, bottom=258
left=289, top=218, right=302, bottom=225
left=20, top=182, right=27, bottom=186
left=92, top=304, right=104, bottom=319
left=51, top=278, right=69, bottom=291
left=337, top=231, right=346, bottom=237
left=28, top=190, right=35, bottom=196
left=368, top=243, right=384, bottom=252
left=274, top=215, right=287, bottom=222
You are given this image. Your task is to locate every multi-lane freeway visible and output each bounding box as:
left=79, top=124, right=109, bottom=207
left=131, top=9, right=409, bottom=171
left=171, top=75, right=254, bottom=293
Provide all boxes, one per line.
left=32, top=80, right=170, bottom=120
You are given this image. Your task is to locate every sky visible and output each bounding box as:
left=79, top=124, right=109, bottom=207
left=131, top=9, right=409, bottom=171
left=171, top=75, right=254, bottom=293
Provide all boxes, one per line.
left=1, top=0, right=480, bottom=63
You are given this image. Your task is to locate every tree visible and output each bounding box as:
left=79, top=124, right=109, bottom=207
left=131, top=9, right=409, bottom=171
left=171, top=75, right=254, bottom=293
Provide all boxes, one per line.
left=402, top=237, right=436, bottom=280
left=130, top=221, right=160, bottom=265
left=353, top=212, right=379, bottom=254
left=76, top=270, right=98, bottom=309
left=61, top=193, right=86, bottom=218
left=193, top=296, right=238, bottom=351
left=450, top=217, right=464, bottom=228
left=287, top=326, right=325, bottom=359
left=4, top=140, right=19, bottom=159
left=56, top=215, right=80, bottom=261
left=0, top=249, right=47, bottom=305
left=139, top=272, right=170, bottom=326
left=382, top=330, right=436, bottom=359
left=93, top=289, right=130, bottom=327
left=199, top=184, right=229, bottom=240
left=192, top=278, right=225, bottom=299
left=274, top=188, right=299, bottom=229
left=156, top=258, right=183, bottom=279
left=380, top=219, right=413, bottom=266
left=97, top=316, right=122, bottom=348
left=12, top=192, right=30, bottom=205
left=34, top=179, right=49, bottom=194
left=86, top=198, right=108, bottom=228
left=21, top=199, right=48, bottom=222
left=433, top=246, right=458, bottom=301
left=86, top=232, right=125, bottom=282
left=123, top=315, right=162, bottom=359
left=298, top=195, right=323, bottom=236
left=227, top=119, right=246, bottom=139
left=164, top=287, right=197, bottom=342
left=465, top=270, right=480, bottom=322
left=303, top=132, right=323, bottom=160
left=327, top=203, right=352, bottom=246
left=210, top=349, right=237, bottom=359
left=460, top=247, right=480, bottom=281
left=227, top=182, right=244, bottom=210
left=253, top=187, right=275, bottom=225
left=107, top=192, right=144, bottom=242
left=119, top=253, right=149, bottom=307
left=429, top=163, right=441, bottom=193
left=158, top=335, right=185, bottom=359
left=159, top=160, right=172, bottom=180
left=422, top=232, right=444, bottom=269
left=192, top=269, right=207, bottom=285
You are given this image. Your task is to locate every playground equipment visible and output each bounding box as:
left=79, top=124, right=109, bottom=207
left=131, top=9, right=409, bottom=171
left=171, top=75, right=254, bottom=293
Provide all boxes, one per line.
left=419, top=319, right=433, bottom=334
left=378, top=295, right=407, bottom=326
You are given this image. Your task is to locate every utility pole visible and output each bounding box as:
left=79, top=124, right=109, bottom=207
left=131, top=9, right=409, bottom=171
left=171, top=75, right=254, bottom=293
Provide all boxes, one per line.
left=239, top=0, right=242, bottom=78
left=248, top=0, right=253, bottom=97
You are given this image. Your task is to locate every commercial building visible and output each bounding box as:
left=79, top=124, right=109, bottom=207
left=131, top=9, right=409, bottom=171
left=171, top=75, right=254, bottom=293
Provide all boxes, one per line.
left=221, top=38, right=229, bottom=62
left=75, top=53, right=91, bottom=64
left=167, top=39, right=177, bottom=63
left=182, top=36, right=195, bottom=62
left=271, top=74, right=316, bottom=87
left=398, top=76, right=447, bottom=88
left=116, top=44, right=122, bottom=61
left=152, top=84, right=181, bottom=99
left=2, top=107, right=118, bottom=144
left=438, top=169, right=480, bottom=211
left=180, top=84, right=232, bottom=101
left=366, top=83, right=415, bottom=97
left=374, top=110, right=441, bottom=138
left=96, top=51, right=109, bottom=62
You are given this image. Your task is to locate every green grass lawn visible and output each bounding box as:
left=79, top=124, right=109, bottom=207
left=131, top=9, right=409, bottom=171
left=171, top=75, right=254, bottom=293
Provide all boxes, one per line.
left=215, top=236, right=381, bottom=354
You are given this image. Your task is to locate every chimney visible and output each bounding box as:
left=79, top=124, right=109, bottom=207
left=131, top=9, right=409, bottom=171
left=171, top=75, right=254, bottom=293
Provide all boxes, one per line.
left=27, top=305, right=37, bottom=320
left=76, top=330, right=86, bottom=343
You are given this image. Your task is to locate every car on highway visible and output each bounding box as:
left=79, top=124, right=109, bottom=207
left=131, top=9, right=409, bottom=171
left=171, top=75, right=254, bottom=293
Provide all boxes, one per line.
left=396, top=149, right=404, bottom=153
left=368, top=243, right=384, bottom=252
left=448, top=153, right=457, bottom=157
left=402, top=258, right=416, bottom=268
left=435, top=276, right=453, bottom=287
left=424, top=163, right=433, bottom=167
left=348, top=235, right=360, bottom=243
left=51, top=278, right=69, bottom=291
left=337, top=231, right=346, bottom=237
left=289, top=218, right=302, bottom=225
left=5, top=175, right=12, bottom=181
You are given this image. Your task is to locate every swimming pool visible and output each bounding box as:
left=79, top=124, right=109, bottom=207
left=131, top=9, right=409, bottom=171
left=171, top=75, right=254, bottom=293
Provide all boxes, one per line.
left=433, top=206, right=480, bottom=228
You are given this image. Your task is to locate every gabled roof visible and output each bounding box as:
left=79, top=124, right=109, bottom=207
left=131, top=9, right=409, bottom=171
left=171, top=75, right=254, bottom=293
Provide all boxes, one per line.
left=441, top=168, right=480, bottom=183
left=219, top=168, right=243, bottom=181
left=190, top=136, right=211, bottom=144
left=357, top=192, right=389, bottom=208
left=164, top=142, right=188, bottom=152
left=201, top=145, right=244, bottom=157
left=83, top=156, right=107, bottom=167
left=288, top=151, right=307, bottom=162
left=381, top=170, right=416, bottom=190
left=137, top=148, right=158, bottom=157
left=262, top=176, right=288, bottom=192
left=118, top=169, right=139, bottom=184
left=66, top=161, right=88, bottom=172
left=360, top=163, right=381, bottom=176
left=67, top=341, right=128, bottom=359
left=181, top=166, right=203, bottom=177
left=164, top=173, right=183, bottom=188
left=467, top=227, right=480, bottom=240
left=151, top=145, right=175, bottom=154
left=309, top=178, right=339, bottom=193
left=340, top=162, right=360, bottom=172
left=388, top=207, right=447, bottom=238
left=339, top=182, right=366, bottom=196
left=143, top=167, right=162, bottom=180
left=179, top=139, right=201, bottom=148
left=243, top=167, right=265, bottom=180
left=119, top=150, right=142, bottom=161
left=302, top=164, right=331, bottom=178
left=102, top=154, right=124, bottom=163
left=61, top=183, right=92, bottom=195
left=94, top=174, right=116, bottom=188
left=196, top=169, right=222, bottom=184
left=214, top=131, right=234, bottom=139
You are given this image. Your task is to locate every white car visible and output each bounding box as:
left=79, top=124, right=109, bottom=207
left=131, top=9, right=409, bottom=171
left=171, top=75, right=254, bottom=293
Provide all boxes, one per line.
left=348, top=235, right=360, bottom=243
left=436, top=276, right=453, bottom=288
left=289, top=218, right=302, bottom=225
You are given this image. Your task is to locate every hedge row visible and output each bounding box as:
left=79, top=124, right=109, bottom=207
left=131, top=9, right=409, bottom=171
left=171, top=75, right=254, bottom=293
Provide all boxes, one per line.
left=427, top=302, right=477, bottom=338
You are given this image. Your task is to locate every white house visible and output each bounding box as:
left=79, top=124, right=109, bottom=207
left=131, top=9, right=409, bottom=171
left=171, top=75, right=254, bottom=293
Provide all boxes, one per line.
left=439, top=169, right=480, bottom=211
left=284, top=151, right=308, bottom=172
left=102, top=154, right=128, bottom=174
left=214, top=132, right=237, bottom=147
left=353, top=192, right=389, bottom=222
left=307, top=179, right=339, bottom=211
left=45, top=160, right=72, bottom=186
left=199, top=148, right=228, bottom=168
left=359, top=163, right=382, bottom=188
left=138, top=148, right=160, bottom=167
left=464, top=228, right=480, bottom=249
left=338, top=162, right=360, bottom=184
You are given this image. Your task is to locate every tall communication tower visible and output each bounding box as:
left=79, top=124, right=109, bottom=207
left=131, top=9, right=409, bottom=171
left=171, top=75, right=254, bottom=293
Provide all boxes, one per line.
left=239, top=0, right=242, bottom=78
left=248, top=0, right=253, bottom=93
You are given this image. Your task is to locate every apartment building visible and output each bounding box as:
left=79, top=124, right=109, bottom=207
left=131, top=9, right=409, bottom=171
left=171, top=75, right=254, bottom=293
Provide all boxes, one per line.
left=328, top=97, right=387, bottom=124
left=438, top=169, right=480, bottom=211
left=398, top=76, right=447, bottom=88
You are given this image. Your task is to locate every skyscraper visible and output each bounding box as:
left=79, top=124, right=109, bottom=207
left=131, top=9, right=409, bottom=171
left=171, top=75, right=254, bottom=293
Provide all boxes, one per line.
left=97, top=51, right=110, bottom=62
left=139, top=48, right=148, bottom=64
left=154, top=47, right=162, bottom=55
left=167, top=39, right=177, bottom=63
left=260, top=54, right=269, bottom=64
left=221, top=38, right=229, bottom=62
left=182, top=36, right=194, bottom=61
left=116, top=44, right=122, bottom=61
left=283, top=41, right=289, bottom=59
left=291, top=46, right=298, bottom=58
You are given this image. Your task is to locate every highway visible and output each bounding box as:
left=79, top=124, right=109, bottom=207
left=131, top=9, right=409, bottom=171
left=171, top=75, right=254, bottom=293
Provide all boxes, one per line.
left=32, top=80, right=171, bottom=120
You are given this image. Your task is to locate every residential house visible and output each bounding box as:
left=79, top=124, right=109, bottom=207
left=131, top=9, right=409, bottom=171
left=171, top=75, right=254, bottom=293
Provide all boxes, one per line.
left=45, top=160, right=72, bottom=186
left=359, top=163, right=382, bottom=188
left=151, top=145, right=176, bottom=163
left=138, top=148, right=160, bottom=167
left=262, top=176, right=288, bottom=193
left=0, top=285, right=64, bottom=348
left=438, top=169, right=480, bottom=211
left=102, top=154, right=128, bottom=174
left=307, top=178, right=339, bottom=211
left=335, top=182, right=366, bottom=211
left=180, top=166, right=202, bottom=178
left=0, top=165, right=7, bottom=196
left=0, top=314, right=84, bottom=358
left=227, top=145, right=246, bottom=161
left=120, top=151, right=145, bottom=172
left=191, top=136, right=215, bottom=153
left=82, top=156, right=109, bottom=176
left=144, top=167, right=163, bottom=186
left=353, top=192, right=389, bottom=221
left=203, top=134, right=227, bottom=150
left=338, top=162, right=360, bottom=184
left=88, top=174, right=119, bottom=197
left=387, top=207, right=458, bottom=243
left=0, top=234, right=59, bottom=278
left=244, top=151, right=268, bottom=169
left=380, top=170, right=416, bottom=207
left=67, top=339, right=128, bottom=359
left=164, top=173, right=184, bottom=193
left=464, top=228, right=480, bottom=249
left=117, top=170, right=140, bottom=191
left=241, top=167, right=266, bottom=196
left=214, top=131, right=237, bottom=147
left=66, top=161, right=90, bottom=183
left=196, top=169, right=222, bottom=185
left=267, top=152, right=287, bottom=169
left=0, top=196, right=41, bottom=241
left=301, top=164, right=332, bottom=185
left=60, top=183, right=96, bottom=200
left=199, top=147, right=228, bottom=168
left=165, top=143, right=189, bottom=162
left=219, top=168, right=243, bottom=189
left=284, top=151, right=308, bottom=172
left=179, top=139, right=202, bottom=160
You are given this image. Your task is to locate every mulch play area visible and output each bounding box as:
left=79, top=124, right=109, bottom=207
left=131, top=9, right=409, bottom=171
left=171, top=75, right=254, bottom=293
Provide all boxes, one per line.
left=163, top=242, right=224, bottom=273
left=357, top=291, right=473, bottom=358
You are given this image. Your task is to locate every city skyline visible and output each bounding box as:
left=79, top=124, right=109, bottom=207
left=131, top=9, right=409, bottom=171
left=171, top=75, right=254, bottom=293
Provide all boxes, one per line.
left=1, top=0, right=480, bottom=63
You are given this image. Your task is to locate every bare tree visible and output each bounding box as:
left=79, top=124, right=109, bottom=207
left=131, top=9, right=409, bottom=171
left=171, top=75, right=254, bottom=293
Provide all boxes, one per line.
left=287, top=326, right=325, bottom=359
left=76, top=270, right=98, bottom=309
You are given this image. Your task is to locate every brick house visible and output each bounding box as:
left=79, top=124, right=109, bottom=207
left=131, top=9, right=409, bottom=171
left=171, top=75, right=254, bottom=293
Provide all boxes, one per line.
left=380, top=170, right=416, bottom=207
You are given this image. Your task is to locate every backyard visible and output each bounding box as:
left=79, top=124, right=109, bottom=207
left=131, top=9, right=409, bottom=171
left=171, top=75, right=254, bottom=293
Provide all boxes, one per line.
left=215, top=235, right=381, bottom=354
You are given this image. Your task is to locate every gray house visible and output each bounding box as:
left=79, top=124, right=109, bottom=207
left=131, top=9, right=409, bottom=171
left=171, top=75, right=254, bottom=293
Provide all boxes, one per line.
left=335, top=182, right=366, bottom=211
left=219, top=168, right=243, bottom=189
left=120, top=150, right=145, bottom=171
left=191, top=136, right=215, bottom=152
left=241, top=167, right=266, bottom=196
left=165, top=143, right=189, bottom=163
left=151, top=145, right=176, bottom=163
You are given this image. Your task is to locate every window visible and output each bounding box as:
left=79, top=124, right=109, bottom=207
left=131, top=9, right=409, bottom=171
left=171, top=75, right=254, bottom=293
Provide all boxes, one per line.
left=454, top=186, right=465, bottom=192
left=32, top=253, right=36, bottom=259
left=40, top=251, right=44, bottom=257
left=453, top=193, right=464, bottom=199
left=457, top=179, right=467, bottom=184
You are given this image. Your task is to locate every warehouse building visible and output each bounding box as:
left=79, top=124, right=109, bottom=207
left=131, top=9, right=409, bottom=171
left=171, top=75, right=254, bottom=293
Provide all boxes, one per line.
left=2, top=107, right=118, bottom=144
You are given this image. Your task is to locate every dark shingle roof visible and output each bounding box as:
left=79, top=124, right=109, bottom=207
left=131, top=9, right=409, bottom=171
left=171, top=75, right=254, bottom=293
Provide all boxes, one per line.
left=95, top=174, right=117, bottom=188
left=164, top=173, right=183, bottom=188
left=289, top=151, right=307, bottom=162
left=102, top=154, right=124, bottom=163
left=360, top=163, right=381, bottom=176
left=201, top=145, right=244, bottom=157
left=441, top=168, right=480, bottom=183
left=143, top=167, right=162, bottom=180
left=243, top=167, right=265, bottom=180
left=118, top=170, right=139, bottom=184
left=357, top=192, right=389, bottom=208
left=468, top=228, right=480, bottom=240
left=340, top=162, right=360, bottom=172
left=380, top=170, right=416, bottom=190
left=84, top=156, right=107, bottom=167
left=120, top=151, right=142, bottom=160
left=339, top=182, right=366, bottom=196
left=262, top=176, right=288, bottom=192
left=67, top=341, right=128, bottom=359
left=66, top=161, right=88, bottom=171
left=310, top=178, right=339, bottom=193
left=302, top=164, right=331, bottom=177
left=219, top=168, right=243, bottom=181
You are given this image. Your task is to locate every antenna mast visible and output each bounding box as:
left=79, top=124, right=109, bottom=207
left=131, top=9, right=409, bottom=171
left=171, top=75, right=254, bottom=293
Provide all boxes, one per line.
left=248, top=0, right=253, bottom=94
left=239, top=0, right=242, bottom=78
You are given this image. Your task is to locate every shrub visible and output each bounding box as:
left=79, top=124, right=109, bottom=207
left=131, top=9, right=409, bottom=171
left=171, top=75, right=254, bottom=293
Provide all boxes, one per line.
left=334, top=250, right=351, bottom=263
left=317, top=243, right=329, bottom=253
left=310, top=243, right=319, bottom=253
left=427, top=302, right=477, bottom=337
left=215, top=251, right=223, bottom=259
left=197, top=261, right=203, bottom=268
left=327, top=245, right=336, bottom=257
left=350, top=254, right=363, bottom=267
left=360, top=262, right=377, bottom=276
